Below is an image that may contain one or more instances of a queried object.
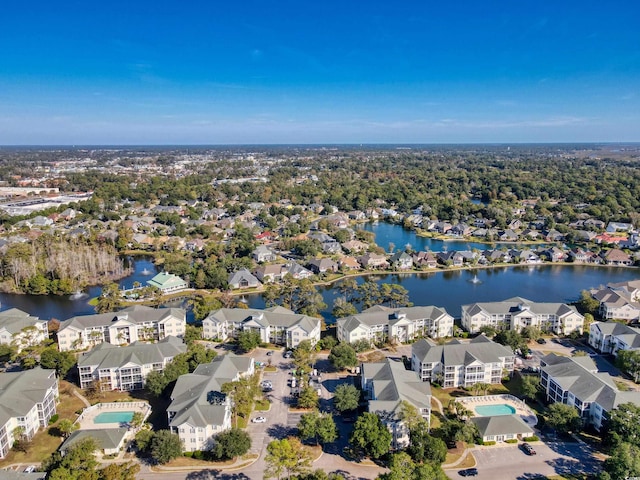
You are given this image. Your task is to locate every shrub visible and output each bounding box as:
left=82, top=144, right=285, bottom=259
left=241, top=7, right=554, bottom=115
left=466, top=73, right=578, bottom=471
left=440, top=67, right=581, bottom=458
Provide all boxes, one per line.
left=505, top=439, right=518, bottom=444
left=49, top=414, right=59, bottom=424
left=523, top=436, right=539, bottom=442
left=480, top=440, right=496, bottom=446
left=183, top=452, right=193, bottom=458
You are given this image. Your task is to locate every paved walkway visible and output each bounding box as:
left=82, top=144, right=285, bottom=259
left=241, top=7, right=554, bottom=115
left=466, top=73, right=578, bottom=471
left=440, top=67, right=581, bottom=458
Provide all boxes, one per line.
left=73, top=388, right=91, bottom=408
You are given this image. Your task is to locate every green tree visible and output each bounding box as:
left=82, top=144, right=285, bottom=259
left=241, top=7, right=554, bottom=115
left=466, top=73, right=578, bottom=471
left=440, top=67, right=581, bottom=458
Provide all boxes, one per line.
left=144, top=370, right=169, bottom=397
left=521, top=326, right=541, bottom=342
left=601, top=442, right=640, bottom=480
left=183, top=324, right=202, bottom=346
left=608, top=403, right=640, bottom=446
left=328, top=343, right=358, bottom=370
left=546, top=403, right=581, bottom=435
left=297, top=411, right=338, bottom=446
left=378, top=451, right=448, bottom=480
left=150, top=430, right=183, bottom=464
left=318, top=336, right=338, bottom=351
left=297, top=385, right=320, bottom=409
left=95, top=282, right=123, bottom=314
left=520, top=375, right=540, bottom=400
left=494, top=329, right=526, bottom=354
left=44, top=437, right=99, bottom=480
left=57, top=419, right=79, bottom=439
left=135, top=428, right=155, bottom=452
left=332, top=297, right=358, bottom=319
left=237, top=330, right=261, bottom=353
left=333, top=384, right=360, bottom=413
left=39, top=347, right=76, bottom=378
left=617, top=350, right=640, bottom=383
left=349, top=412, right=392, bottom=459
left=98, top=462, right=140, bottom=480
left=408, top=423, right=447, bottom=465
left=293, top=340, right=318, bottom=375
left=577, top=290, right=600, bottom=316
left=213, top=428, right=252, bottom=460
left=265, top=437, right=313, bottom=480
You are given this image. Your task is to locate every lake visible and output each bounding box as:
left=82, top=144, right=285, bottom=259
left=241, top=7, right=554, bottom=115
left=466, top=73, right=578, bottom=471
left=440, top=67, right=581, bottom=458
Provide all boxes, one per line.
left=0, top=255, right=638, bottom=325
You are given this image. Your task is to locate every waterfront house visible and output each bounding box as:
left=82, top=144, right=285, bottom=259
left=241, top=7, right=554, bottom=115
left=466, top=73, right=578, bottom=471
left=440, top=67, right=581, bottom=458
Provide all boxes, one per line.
left=341, top=240, right=368, bottom=253
left=357, top=252, right=389, bottom=269
left=228, top=269, right=261, bottom=290
left=412, top=251, right=438, bottom=268
left=411, top=335, right=514, bottom=388
left=601, top=248, right=633, bottom=266
left=146, top=272, right=188, bottom=294
left=254, top=264, right=288, bottom=283
left=203, top=306, right=321, bottom=348
left=389, top=251, right=413, bottom=270
left=307, top=258, right=339, bottom=274
left=0, top=308, right=48, bottom=353
left=167, top=354, right=254, bottom=452
left=436, top=251, right=463, bottom=267
left=284, top=262, right=314, bottom=280
left=57, top=305, right=186, bottom=352
left=0, top=368, right=58, bottom=458
left=361, top=359, right=431, bottom=450
left=540, top=353, right=640, bottom=430
left=338, top=256, right=361, bottom=270
left=77, top=336, right=186, bottom=391
left=461, top=297, right=584, bottom=336
left=337, top=305, right=454, bottom=344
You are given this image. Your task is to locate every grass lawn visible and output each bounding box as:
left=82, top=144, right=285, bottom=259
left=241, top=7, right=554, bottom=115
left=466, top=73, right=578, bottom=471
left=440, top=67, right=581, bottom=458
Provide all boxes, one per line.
left=255, top=399, right=271, bottom=411
left=264, top=366, right=277, bottom=372
left=445, top=450, right=475, bottom=469
left=167, top=456, right=236, bottom=467
left=0, top=381, right=85, bottom=468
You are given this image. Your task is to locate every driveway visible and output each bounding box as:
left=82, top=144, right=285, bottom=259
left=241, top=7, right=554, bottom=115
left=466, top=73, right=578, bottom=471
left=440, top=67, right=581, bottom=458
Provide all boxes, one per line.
left=446, top=441, right=601, bottom=480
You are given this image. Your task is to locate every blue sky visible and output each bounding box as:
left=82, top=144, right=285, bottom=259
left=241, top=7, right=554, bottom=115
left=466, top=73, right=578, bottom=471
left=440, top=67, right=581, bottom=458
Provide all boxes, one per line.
left=1, top=1, right=639, bottom=144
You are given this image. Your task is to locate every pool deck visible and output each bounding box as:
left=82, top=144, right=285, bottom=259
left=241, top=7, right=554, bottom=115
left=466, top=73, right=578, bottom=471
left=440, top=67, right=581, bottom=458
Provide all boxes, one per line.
left=77, top=401, right=151, bottom=431
left=458, top=394, right=538, bottom=427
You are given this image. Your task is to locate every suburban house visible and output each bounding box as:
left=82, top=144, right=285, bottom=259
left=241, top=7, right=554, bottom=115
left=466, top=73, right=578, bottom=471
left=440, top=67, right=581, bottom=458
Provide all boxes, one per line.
left=254, top=264, right=288, bottom=283
left=307, top=258, right=339, bottom=274
left=0, top=308, right=48, bottom=352
left=341, top=240, right=368, bottom=253
left=337, top=305, right=455, bottom=344
left=252, top=245, right=277, bottom=263
left=540, top=353, right=640, bottom=430
left=471, top=415, right=533, bottom=444
left=203, top=306, right=321, bottom=348
left=146, top=272, right=188, bottom=294
left=361, top=359, right=431, bottom=450
left=461, top=297, right=584, bottom=336
left=588, top=321, right=640, bottom=355
left=338, top=256, right=361, bottom=270
left=389, top=251, right=413, bottom=270
left=77, top=336, right=187, bottom=391
left=591, top=280, right=640, bottom=321
left=411, top=336, right=515, bottom=388
left=357, top=253, right=389, bottom=269
left=228, top=269, right=261, bottom=289
left=57, top=306, right=186, bottom=352
left=167, top=354, right=254, bottom=452
left=601, top=248, right=633, bottom=266
left=436, top=251, right=463, bottom=267
left=412, top=251, right=438, bottom=269
left=0, top=368, right=58, bottom=459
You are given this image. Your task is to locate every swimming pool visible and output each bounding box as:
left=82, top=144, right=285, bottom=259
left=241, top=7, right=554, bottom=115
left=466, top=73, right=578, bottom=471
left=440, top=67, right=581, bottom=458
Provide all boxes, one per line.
left=94, top=411, right=135, bottom=424
left=474, top=404, right=516, bottom=416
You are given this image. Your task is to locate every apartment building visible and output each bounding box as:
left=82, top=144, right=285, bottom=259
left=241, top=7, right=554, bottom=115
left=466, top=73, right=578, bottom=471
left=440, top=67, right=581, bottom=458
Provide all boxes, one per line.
left=57, top=305, right=186, bottom=352
left=0, top=368, right=58, bottom=458
left=588, top=321, right=640, bottom=355
left=540, top=353, right=640, bottom=430
left=77, top=336, right=187, bottom=391
left=167, top=354, right=254, bottom=452
left=591, top=280, right=640, bottom=321
left=361, top=359, right=431, bottom=450
left=411, top=336, right=515, bottom=388
left=337, top=305, right=454, bottom=344
left=461, top=297, right=584, bottom=336
left=203, top=306, right=321, bottom=348
left=0, top=308, right=48, bottom=352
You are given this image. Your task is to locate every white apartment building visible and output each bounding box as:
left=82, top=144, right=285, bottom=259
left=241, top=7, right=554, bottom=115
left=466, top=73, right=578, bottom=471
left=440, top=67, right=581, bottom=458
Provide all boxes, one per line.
left=0, top=308, right=48, bottom=353
left=540, top=353, right=640, bottom=431
left=77, top=336, right=187, bottom=391
left=203, top=306, right=321, bottom=349
left=588, top=321, right=640, bottom=355
left=57, top=305, right=186, bottom=352
left=0, top=368, right=58, bottom=458
left=591, top=280, right=640, bottom=321
left=361, top=359, right=431, bottom=450
left=461, top=297, right=584, bottom=336
left=168, top=354, right=254, bottom=452
left=337, top=305, right=454, bottom=344
left=411, top=336, right=515, bottom=388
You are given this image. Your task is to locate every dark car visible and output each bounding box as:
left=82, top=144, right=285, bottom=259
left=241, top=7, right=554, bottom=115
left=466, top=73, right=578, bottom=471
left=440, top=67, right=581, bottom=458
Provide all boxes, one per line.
left=458, top=468, right=478, bottom=477
left=537, top=338, right=547, bottom=344
left=521, top=442, right=537, bottom=455
left=266, top=350, right=274, bottom=356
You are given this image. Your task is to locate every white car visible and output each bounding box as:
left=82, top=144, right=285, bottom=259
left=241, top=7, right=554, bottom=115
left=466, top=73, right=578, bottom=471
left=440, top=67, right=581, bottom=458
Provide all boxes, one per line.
left=252, top=416, right=267, bottom=423
left=23, top=466, right=36, bottom=473
left=261, top=381, right=272, bottom=388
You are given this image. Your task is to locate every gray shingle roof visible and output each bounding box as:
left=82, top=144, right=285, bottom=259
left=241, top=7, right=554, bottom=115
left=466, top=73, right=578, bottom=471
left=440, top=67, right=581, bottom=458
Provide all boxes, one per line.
left=205, top=306, right=320, bottom=334
left=0, top=368, right=57, bottom=427
left=471, top=414, right=532, bottom=437
left=77, top=336, right=186, bottom=369
left=337, top=305, right=451, bottom=333
left=412, top=335, right=513, bottom=365
left=168, top=354, right=252, bottom=429
left=60, top=305, right=185, bottom=331
left=462, top=297, right=580, bottom=317
left=0, top=308, right=46, bottom=335
left=61, top=428, right=127, bottom=452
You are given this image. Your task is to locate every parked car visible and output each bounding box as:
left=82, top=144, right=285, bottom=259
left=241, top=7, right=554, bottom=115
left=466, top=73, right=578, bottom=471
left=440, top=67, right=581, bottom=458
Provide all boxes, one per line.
left=23, top=466, right=36, bottom=473
left=458, top=468, right=478, bottom=477
left=266, top=350, right=274, bottom=356
left=521, top=442, right=536, bottom=455
left=261, top=380, right=272, bottom=388
left=537, top=338, right=547, bottom=344
left=283, top=351, right=293, bottom=359
left=252, top=416, right=267, bottom=423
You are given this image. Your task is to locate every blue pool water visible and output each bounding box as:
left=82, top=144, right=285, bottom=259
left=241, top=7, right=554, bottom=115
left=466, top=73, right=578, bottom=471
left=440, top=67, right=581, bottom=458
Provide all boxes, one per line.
left=94, top=411, right=135, bottom=424
left=474, top=404, right=516, bottom=416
